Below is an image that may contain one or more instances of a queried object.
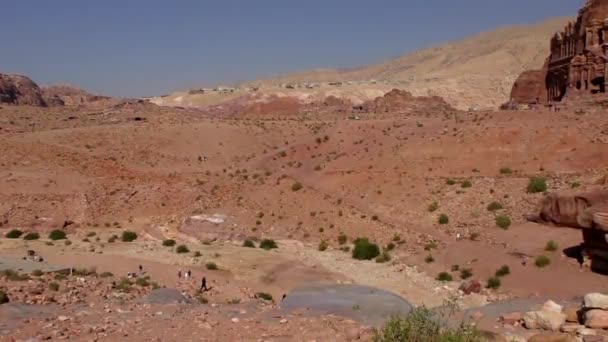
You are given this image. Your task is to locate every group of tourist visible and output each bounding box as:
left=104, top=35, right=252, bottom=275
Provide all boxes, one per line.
left=178, top=269, right=209, bottom=291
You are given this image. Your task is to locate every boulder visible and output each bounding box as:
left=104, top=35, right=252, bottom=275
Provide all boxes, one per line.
left=524, top=311, right=567, bottom=331
left=542, top=300, right=564, bottom=313
left=584, top=293, right=608, bottom=310
left=584, top=309, right=608, bottom=329
left=0, top=73, right=46, bottom=106
left=459, top=280, right=482, bottom=295
left=528, top=333, right=578, bottom=342
left=500, top=312, right=523, bottom=326
left=563, top=307, right=581, bottom=323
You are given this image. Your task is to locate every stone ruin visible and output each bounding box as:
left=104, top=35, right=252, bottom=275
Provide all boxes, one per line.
left=511, top=0, right=608, bottom=105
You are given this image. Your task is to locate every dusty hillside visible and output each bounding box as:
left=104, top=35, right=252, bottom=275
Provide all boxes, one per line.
left=248, top=17, right=570, bottom=109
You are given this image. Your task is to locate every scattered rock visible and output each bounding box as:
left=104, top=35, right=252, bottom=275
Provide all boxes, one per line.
left=500, top=312, right=523, bottom=326
left=542, top=300, right=563, bottom=313
left=528, top=333, right=578, bottom=342
left=584, top=293, right=608, bottom=310
left=563, top=307, right=581, bottom=323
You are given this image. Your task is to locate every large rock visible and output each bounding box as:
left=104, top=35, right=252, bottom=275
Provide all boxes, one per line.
left=584, top=309, right=608, bottom=329
left=542, top=300, right=564, bottom=313
left=528, top=333, right=578, bottom=342
left=524, top=311, right=567, bottom=331
left=509, top=68, right=547, bottom=104
left=459, top=280, right=482, bottom=295
left=584, top=293, right=608, bottom=310
left=563, top=307, right=581, bottom=323
left=0, top=73, right=46, bottom=106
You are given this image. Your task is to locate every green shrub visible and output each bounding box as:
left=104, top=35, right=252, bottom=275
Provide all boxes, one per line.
left=545, top=240, right=559, bottom=252
left=318, top=240, right=328, bottom=251
left=436, top=272, right=453, bottom=282
left=162, top=239, right=176, bottom=247
left=0, top=291, right=8, bottom=304
left=495, top=215, right=511, bottom=229
left=373, top=307, right=481, bottom=342
left=352, top=238, right=380, bottom=260
left=23, top=232, right=40, bottom=240
left=206, top=262, right=218, bottom=270
left=438, top=214, right=449, bottom=225
left=1, top=270, right=30, bottom=281
left=338, top=233, right=348, bottom=245
left=424, top=255, right=435, bottom=263
left=460, top=268, right=473, bottom=280
left=108, top=235, right=118, bottom=243
left=72, top=267, right=97, bottom=277
left=48, top=229, right=67, bottom=240
left=499, top=167, right=513, bottom=175
left=486, top=202, right=503, bottom=211
left=446, top=178, right=457, bottom=185
left=49, top=282, right=60, bottom=291
left=5, top=229, right=23, bottom=239
left=571, top=181, right=581, bottom=188
left=54, top=273, right=67, bottom=281
left=495, top=265, right=510, bottom=277
left=135, top=277, right=150, bottom=287
left=176, top=245, right=190, bottom=254
left=243, top=239, right=256, bottom=248
left=99, top=272, right=114, bottom=278
left=193, top=251, right=202, bottom=257
left=535, top=255, right=551, bottom=268
left=31, top=269, right=43, bottom=277
left=486, top=277, right=501, bottom=289
left=375, top=251, right=391, bottom=263
left=121, top=231, right=137, bottom=242
left=260, top=239, right=278, bottom=250
left=291, top=182, right=303, bottom=192
left=461, top=180, right=472, bottom=188
left=424, top=241, right=438, bottom=250
left=256, top=292, right=273, bottom=301
left=428, top=202, right=439, bottom=212
left=527, top=177, right=548, bottom=193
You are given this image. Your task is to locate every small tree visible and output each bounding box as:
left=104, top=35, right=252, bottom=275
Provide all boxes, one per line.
left=5, top=229, right=23, bottom=239
left=438, top=214, right=449, bottom=225
left=48, top=229, right=67, bottom=241
left=121, top=231, right=137, bottom=242
left=352, top=238, right=380, bottom=260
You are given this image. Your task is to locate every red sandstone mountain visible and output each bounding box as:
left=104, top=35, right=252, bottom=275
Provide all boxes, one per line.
left=0, top=73, right=47, bottom=106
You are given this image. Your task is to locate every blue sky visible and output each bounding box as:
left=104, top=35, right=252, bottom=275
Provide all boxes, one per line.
left=2, top=0, right=581, bottom=97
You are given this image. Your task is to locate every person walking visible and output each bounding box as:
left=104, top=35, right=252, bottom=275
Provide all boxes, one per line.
left=178, top=269, right=182, bottom=279
left=201, top=276, right=209, bottom=291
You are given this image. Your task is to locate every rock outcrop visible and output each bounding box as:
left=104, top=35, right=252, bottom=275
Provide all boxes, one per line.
left=509, top=66, right=548, bottom=105
left=0, top=73, right=47, bottom=106
left=42, top=85, right=109, bottom=106
left=356, top=89, right=455, bottom=114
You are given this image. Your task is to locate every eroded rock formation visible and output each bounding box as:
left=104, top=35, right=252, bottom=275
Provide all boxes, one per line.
left=357, top=89, right=455, bottom=114
left=511, top=0, right=608, bottom=103
left=0, top=73, right=46, bottom=106
left=527, top=189, right=608, bottom=274
left=42, top=85, right=110, bottom=106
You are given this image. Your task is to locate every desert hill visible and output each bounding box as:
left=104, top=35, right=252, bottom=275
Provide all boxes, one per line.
left=249, top=17, right=570, bottom=109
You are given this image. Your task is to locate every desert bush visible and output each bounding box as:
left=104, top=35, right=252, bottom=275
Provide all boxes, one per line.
left=352, top=238, right=380, bottom=260
left=451, top=265, right=460, bottom=272
left=243, top=239, right=256, bottom=248
left=176, top=245, right=190, bottom=254
left=260, top=239, right=278, bottom=250
left=495, top=215, right=511, bottom=229
left=460, top=268, right=473, bottom=280
left=495, top=265, right=510, bottom=277
left=373, top=307, right=481, bottom=342
left=256, top=292, right=273, bottom=301
left=424, top=255, right=435, bottom=263
left=461, top=180, right=472, bottom=188
left=499, top=167, right=513, bottom=175
left=48, top=229, right=67, bottom=240
left=5, top=229, right=23, bottom=239
left=535, top=255, right=551, bottom=268
left=318, top=240, right=328, bottom=251
left=436, top=272, right=453, bottom=282
left=108, top=235, right=118, bottom=243
left=338, top=233, right=348, bottom=245
left=99, top=272, right=114, bottom=278
left=438, top=214, right=449, bottom=225
left=486, top=202, right=503, bottom=212
left=0, top=291, right=8, bottom=304
left=49, top=282, right=60, bottom=291
left=424, top=241, right=438, bottom=250
left=73, top=267, right=97, bottom=277
left=31, top=269, right=43, bottom=277
left=64, top=240, right=72, bottom=246
left=446, top=178, right=456, bottom=185
left=116, top=278, right=133, bottom=292
left=23, top=232, right=40, bottom=240
left=1, top=270, right=30, bottom=281
left=121, top=231, right=137, bottom=242
left=54, top=273, right=67, bottom=281
left=527, top=177, right=548, bottom=193
left=428, top=202, right=439, bottom=212
left=545, top=240, right=559, bottom=252
left=162, top=239, right=176, bottom=247
left=469, top=232, right=480, bottom=241
left=205, top=262, right=218, bottom=270
left=193, top=251, right=202, bottom=257
left=86, top=232, right=96, bottom=237
left=291, top=182, right=303, bottom=192
left=486, top=277, right=501, bottom=289
left=135, top=277, right=150, bottom=287
left=571, top=181, right=581, bottom=188
left=385, top=243, right=395, bottom=251
left=375, top=251, right=391, bottom=263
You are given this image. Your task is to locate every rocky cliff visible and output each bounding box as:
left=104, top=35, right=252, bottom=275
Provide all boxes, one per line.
left=0, top=73, right=47, bottom=106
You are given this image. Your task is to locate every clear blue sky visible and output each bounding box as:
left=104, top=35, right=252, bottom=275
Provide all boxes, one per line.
left=2, top=0, right=581, bottom=97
